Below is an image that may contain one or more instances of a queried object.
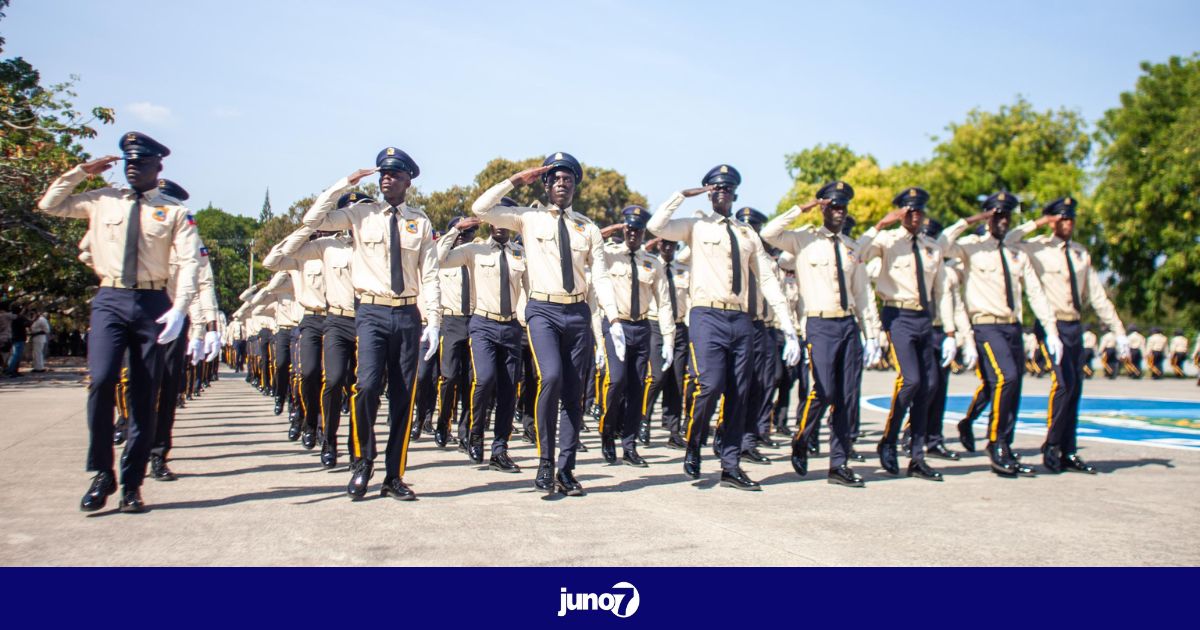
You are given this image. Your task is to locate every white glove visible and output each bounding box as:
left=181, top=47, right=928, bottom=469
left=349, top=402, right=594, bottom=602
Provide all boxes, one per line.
left=961, top=344, right=979, bottom=371
left=864, top=338, right=881, bottom=367
left=782, top=332, right=801, bottom=367
left=941, top=336, right=958, bottom=368
left=420, top=325, right=439, bottom=361
left=595, top=344, right=606, bottom=369
left=156, top=307, right=186, bottom=344
left=661, top=343, right=673, bottom=371
left=1116, top=334, right=1130, bottom=360
left=203, top=331, right=221, bottom=362
left=187, top=338, right=204, bottom=365
left=1044, top=333, right=1064, bottom=366
left=609, top=321, right=626, bottom=361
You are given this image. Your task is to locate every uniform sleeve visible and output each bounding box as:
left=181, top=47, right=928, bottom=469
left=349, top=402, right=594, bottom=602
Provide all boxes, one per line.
left=197, top=255, right=218, bottom=323
left=653, top=261, right=676, bottom=352
left=952, top=284, right=973, bottom=349
left=170, top=208, right=202, bottom=308
left=1085, top=261, right=1126, bottom=336
left=36, top=166, right=97, bottom=219
left=419, top=225, right=442, bottom=329
left=262, top=239, right=303, bottom=271
left=646, top=191, right=692, bottom=242
left=588, top=226, right=620, bottom=323
left=251, top=272, right=290, bottom=305
left=935, top=265, right=955, bottom=335
left=761, top=206, right=810, bottom=254
left=470, top=180, right=525, bottom=231
left=939, top=219, right=970, bottom=261
left=302, top=177, right=353, bottom=230
left=1020, top=261, right=1057, bottom=332
left=851, top=257, right=881, bottom=340
left=751, top=241, right=795, bottom=335
left=436, top=229, right=476, bottom=268
left=855, top=226, right=884, bottom=262
left=516, top=268, right=529, bottom=326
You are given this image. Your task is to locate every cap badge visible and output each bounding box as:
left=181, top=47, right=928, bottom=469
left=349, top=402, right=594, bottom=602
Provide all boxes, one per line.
left=555, top=152, right=563, bottom=160
left=386, top=147, right=396, bottom=156
left=1065, top=198, right=1072, bottom=205
left=719, top=165, right=728, bottom=174
left=836, top=182, right=844, bottom=190
left=909, top=188, right=917, bottom=197
left=998, top=193, right=1006, bottom=201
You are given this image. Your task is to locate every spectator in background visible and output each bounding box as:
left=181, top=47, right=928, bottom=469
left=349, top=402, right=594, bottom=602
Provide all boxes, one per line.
left=69, top=329, right=84, bottom=357
left=0, top=302, right=15, bottom=372
left=5, top=308, right=30, bottom=377
left=30, top=312, right=50, bottom=372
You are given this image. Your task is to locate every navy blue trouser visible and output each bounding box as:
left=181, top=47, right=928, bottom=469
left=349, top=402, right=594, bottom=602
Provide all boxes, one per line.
left=273, top=327, right=293, bottom=404
left=416, top=337, right=439, bottom=428
left=151, top=315, right=188, bottom=460
left=743, top=321, right=780, bottom=450
left=257, top=329, right=273, bottom=388
left=298, top=315, right=325, bottom=431
left=685, top=307, right=754, bottom=472
left=86, top=287, right=169, bottom=488
left=796, top=316, right=862, bottom=468
left=1044, top=320, right=1084, bottom=454
left=600, top=318, right=651, bottom=453
left=437, top=314, right=472, bottom=442
left=925, top=326, right=951, bottom=448
left=644, top=322, right=689, bottom=436
left=468, top=317, right=523, bottom=455
left=321, top=314, right=356, bottom=451
left=350, top=303, right=420, bottom=480
left=526, top=300, right=593, bottom=471
left=880, top=307, right=936, bottom=461
left=973, top=323, right=1024, bottom=449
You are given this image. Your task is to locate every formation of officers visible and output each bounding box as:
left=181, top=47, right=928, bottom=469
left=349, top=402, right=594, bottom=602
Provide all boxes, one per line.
left=40, top=132, right=1139, bottom=512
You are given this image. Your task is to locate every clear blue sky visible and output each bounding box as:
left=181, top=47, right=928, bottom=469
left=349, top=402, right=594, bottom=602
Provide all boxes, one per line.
left=6, top=1, right=1198, bottom=220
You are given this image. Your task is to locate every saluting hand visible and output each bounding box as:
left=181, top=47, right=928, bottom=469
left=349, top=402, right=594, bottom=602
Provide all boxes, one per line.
left=509, top=165, right=553, bottom=187
left=799, top=198, right=831, bottom=213
left=964, top=209, right=995, bottom=225
left=1034, top=214, right=1061, bottom=229
left=600, top=223, right=626, bottom=238
left=348, top=167, right=379, bottom=186
left=80, top=155, right=120, bottom=175
left=680, top=185, right=715, bottom=198
left=874, top=207, right=907, bottom=230
left=454, top=216, right=483, bottom=231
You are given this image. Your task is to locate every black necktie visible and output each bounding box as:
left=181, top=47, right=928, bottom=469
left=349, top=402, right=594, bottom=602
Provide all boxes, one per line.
left=998, top=241, right=1015, bottom=311
left=1064, top=243, right=1081, bottom=311
left=389, top=208, right=405, bottom=294
left=460, top=265, right=470, bottom=314
left=499, top=248, right=512, bottom=317
left=832, top=235, right=848, bottom=310
left=726, top=220, right=742, bottom=295
left=629, top=252, right=640, bottom=318
left=665, top=264, right=678, bottom=322
left=557, top=212, right=574, bottom=293
left=122, top=192, right=142, bottom=287
left=912, top=235, right=930, bottom=314
left=748, top=271, right=758, bottom=317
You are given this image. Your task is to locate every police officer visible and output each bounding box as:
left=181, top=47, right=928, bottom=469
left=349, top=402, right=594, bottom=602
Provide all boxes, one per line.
left=1146, top=328, right=1168, bottom=379
left=855, top=187, right=956, bottom=480
left=1004, top=196, right=1127, bottom=473
left=1125, top=326, right=1145, bottom=377
left=1169, top=330, right=1189, bottom=378
left=761, top=182, right=880, bottom=487
left=1082, top=326, right=1097, bottom=378
left=941, top=192, right=1060, bottom=477
left=922, top=221, right=976, bottom=460
left=734, top=206, right=781, bottom=464
left=38, top=132, right=200, bottom=512
left=303, top=148, right=440, bottom=502
left=251, top=271, right=300, bottom=428
left=641, top=238, right=691, bottom=450
left=595, top=206, right=674, bottom=467
left=434, top=217, right=477, bottom=449
left=647, top=165, right=800, bottom=490
left=438, top=205, right=527, bottom=471
left=272, top=192, right=364, bottom=467
left=471, top=153, right=620, bottom=496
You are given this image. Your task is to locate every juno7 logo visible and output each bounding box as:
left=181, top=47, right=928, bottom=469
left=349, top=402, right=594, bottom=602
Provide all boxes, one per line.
left=557, top=582, right=640, bottom=618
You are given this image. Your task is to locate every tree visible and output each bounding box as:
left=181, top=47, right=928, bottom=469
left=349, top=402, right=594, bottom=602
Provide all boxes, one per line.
left=1093, top=54, right=1200, bottom=329
left=258, top=187, right=273, bottom=224
left=193, top=206, right=258, bottom=313
left=784, top=143, right=863, bottom=185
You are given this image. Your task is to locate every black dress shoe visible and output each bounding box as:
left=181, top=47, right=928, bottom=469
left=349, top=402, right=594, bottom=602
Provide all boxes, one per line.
left=287, top=420, right=301, bottom=442
left=906, top=459, right=944, bottom=482
left=321, top=443, right=337, bottom=468
left=380, top=477, right=416, bottom=501
left=534, top=462, right=554, bottom=493
left=760, top=437, right=780, bottom=449
left=720, top=467, right=762, bottom=491
left=80, top=471, right=116, bottom=512
left=521, top=428, right=535, bottom=443
left=776, top=425, right=793, bottom=437
left=828, top=464, right=865, bottom=488
left=683, top=445, right=701, bottom=479
left=456, top=439, right=468, bottom=454
left=928, top=443, right=961, bottom=461
left=555, top=469, right=585, bottom=496
left=622, top=449, right=648, bottom=468
left=601, top=433, right=617, bottom=464
left=577, top=442, right=589, bottom=452
left=1063, top=453, right=1097, bottom=474
left=987, top=442, right=1017, bottom=477
left=433, top=426, right=448, bottom=448
left=806, top=442, right=819, bottom=455
left=113, top=417, right=128, bottom=445
left=341, top=399, right=351, bottom=414
left=740, top=447, right=771, bottom=465
left=666, top=435, right=687, bottom=450
left=638, top=420, right=651, bottom=446
left=877, top=442, right=900, bottom=475
left=1042, top=444, right=1063, bottom=473
left=468, top=441, right=484, bottom=464
left=347, top=460, right=372, bottom=499
left=901, top=440, right=912, bottom=456
left=274, top=399, right=284, bottom=415
left=301, top=430, right=316, bottom=450
left=489, top=452, right=520, bottom=473
left=1015, top=462, right=1037, bottom=477
left=150, top=455, right=177, bottom=482
left=849, top=449, right=866, bottom=463
left=790, top=445, right=808, bottom=476
left=118, top=488, right=146, bottom=513
left=957, top=418, right=976, bottom=452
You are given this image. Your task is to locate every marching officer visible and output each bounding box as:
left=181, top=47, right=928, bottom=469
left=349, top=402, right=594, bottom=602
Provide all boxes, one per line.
left=761, top=181, right=880, bottom=487
left=641, top=238, right=691, bottom=450
left=1125, top=326, right=1145, bottom=377
left=647, top=165, right=800, bottom=490
left=38, top=132, right=200, bottom=512
left=1146, top=328, right=1168, bottom=379
left=734, top=206, right=781, bottom=464
left=1004, top=197, right=1127, bottom=473
left=437, top=206, right=528, bottom=471
left=1082, top=326, right=1097, bottom=378
left=470, top=153, right=620, bottom=496
left=855, top=187, right=957, bottom=480
left=1098, top=330, right=1119, bottom=379
left=941, top=192, right=1060, bottom=477
left=1169, top=330, right=1189, bottom=378
left=250, top=271, right=300, bottom=424
left=433, top=216, right=477, bottom=449
left=303, top=148, right=441, bottom=502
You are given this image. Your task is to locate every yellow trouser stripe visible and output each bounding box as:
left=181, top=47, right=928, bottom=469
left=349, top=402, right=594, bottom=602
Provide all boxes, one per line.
left=797, top=343, right=817, bottom=442
left=350, top=336, right=361, bottom=459
left=396, top=350, right=421, bottom=478
left=883, top=333, right=903, bottom=436
left=684, top=342, right=700, bottom=442
left=983, top=342, right=1005, bottom=443
left=598, top=340, right=612, bottom=434
left=1047, top=368, right=1058, bottom=428
left=525, top=326, right=544, bottom=458
left=468, top=339, right=479, bottom=435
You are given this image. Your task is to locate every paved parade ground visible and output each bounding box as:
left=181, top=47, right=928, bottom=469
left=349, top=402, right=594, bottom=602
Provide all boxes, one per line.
left=1, top=366, right=1198, bottom=566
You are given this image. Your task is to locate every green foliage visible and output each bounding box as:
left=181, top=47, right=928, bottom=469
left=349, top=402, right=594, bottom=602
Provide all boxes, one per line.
left=193, top=206, right=258, bottom=313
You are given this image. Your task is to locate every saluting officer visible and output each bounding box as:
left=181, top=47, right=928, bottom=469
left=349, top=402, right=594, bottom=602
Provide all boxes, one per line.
left=647, top=165, right=800, bottom=491
left=761, top=181, right=880, bottom=488
left=595, top=206, right=675, bottom=467
left=303, top=148, right=441, bottom=502
left=38, top=132, right=200, bottom=512
left=470, top=153, right=620, bottom=496
left=733, top=206, right=781, bottom=465
left=855, top=187, right=956, bottom=481
left=438, top=205, right=527, bottom=471
left=922, top=220, right=976, bottom=460
left=641, top=238, right=691, bottom=450
left=1004, top=197, right=1126, bottom=473
left=941, top=192, right=1060, bottom=477
left=434, top=216, right=477, bottom=450
left=250, top=271, right=300, bottom=425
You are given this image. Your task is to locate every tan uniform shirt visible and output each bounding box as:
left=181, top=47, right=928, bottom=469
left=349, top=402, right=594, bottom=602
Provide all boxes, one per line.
left=272, top=228, right=356, bottom=314
left=857, top=226, right=955, bottom=333
left=1083, top=330, right=1097, bottom=350
left=646, top=191, right=795, bottom=334
left=252, top=272, right=300, bottom=328
left=597, top=242, right=676, bottom=351
left=39, top=165, right=200, bottom=306
left=1128, top=332, right=1146, bottom=351
left=437, top=257, right=472, bottom=317
left=760, top=208, right=878, bottom=340
left=1170, top=335, right=1189, bottom=354
left=1147, top=333, right=1168, bottom=353
left=937, top=262, right=974, bottom=349
left=470, top=180, right=618, bottom=323
left=649, top=259, right=690, bottom=326
left=1006, top=223, right=1125, bottom=335
left=437, top=230, right=529, bottom=321
left=264, top=238, right=328, bottom=313
left=1099, top=332, right=1116, bottom=350
left=302, top=178, right=441, bottom=328
left=942, top=220, right=1056, bottom=330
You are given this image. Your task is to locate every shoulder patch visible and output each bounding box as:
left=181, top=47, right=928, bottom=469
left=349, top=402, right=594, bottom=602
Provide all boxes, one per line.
left=153, top=207, right=168, bottom=222
left=185, top=213, right=196, bottom=226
